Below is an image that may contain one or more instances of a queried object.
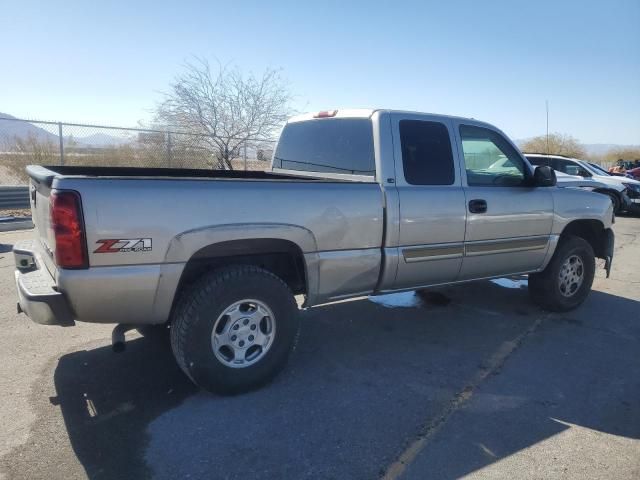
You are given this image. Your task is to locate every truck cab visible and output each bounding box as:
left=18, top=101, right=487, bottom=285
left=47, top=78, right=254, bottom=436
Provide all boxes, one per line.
left=273, top=110, right=612, bottom=294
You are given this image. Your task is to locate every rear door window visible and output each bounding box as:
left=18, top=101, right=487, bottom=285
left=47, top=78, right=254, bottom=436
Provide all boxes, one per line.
left=273, top=118, right=375, bottom=176
left=399, top=120, right=455, bottom=185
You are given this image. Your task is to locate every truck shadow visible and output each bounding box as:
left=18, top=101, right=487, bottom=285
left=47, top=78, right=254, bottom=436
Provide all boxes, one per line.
left=34, top=282, right=640, bottom=478
left=50, top=338, right=197, bottom=479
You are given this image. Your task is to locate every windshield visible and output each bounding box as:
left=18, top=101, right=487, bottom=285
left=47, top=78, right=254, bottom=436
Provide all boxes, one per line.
left=587, top=162, right=612, bottom=176
left=578, top=161, right=604, bottom=176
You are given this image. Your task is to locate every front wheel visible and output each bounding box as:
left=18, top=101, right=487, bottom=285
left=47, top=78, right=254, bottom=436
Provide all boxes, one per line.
left=606, top=192, right=621, bottom=214
left=528, top=235, right=595, bottom=312
left=170, top=265, right=300, bottom=394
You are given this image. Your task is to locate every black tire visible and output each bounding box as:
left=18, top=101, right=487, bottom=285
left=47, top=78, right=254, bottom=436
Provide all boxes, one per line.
left=170, top=265, right=299, bottom=394
left=528, top=235, right=595, bottom=312
left=605, top=191, right=621, bottom=214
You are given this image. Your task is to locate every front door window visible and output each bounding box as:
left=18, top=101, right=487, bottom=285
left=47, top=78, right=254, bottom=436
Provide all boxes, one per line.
left=460, top=125, right=528, bottom=187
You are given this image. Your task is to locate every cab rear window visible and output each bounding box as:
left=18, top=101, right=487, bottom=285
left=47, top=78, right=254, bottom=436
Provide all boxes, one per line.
left=273, top=118, right=375, bottom=176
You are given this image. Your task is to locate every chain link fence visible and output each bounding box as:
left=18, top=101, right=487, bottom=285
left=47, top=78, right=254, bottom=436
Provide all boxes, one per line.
left=0, top=117, right=276, bottom=186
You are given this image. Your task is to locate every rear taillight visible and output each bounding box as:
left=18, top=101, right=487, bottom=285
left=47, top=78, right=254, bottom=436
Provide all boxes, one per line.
left=50, top=190, right=88, bottom=269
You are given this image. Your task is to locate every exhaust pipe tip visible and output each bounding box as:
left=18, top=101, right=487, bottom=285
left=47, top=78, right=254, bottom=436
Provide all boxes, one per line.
left=111, top=324, right=136, bottom=353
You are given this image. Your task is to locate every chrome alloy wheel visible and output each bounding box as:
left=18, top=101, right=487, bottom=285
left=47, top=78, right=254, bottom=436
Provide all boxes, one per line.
left=211, top=299, right=276, bottom=368
left=558, top=255, right=584, bottom=298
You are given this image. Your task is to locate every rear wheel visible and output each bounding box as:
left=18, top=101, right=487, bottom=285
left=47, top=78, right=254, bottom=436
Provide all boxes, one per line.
left=528, top=235, right=595, bottom=312
left=170, top=265, right=300, bottom=394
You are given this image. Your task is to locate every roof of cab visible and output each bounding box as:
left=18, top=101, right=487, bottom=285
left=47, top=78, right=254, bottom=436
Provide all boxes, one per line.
left=286, top=109, right=375, bottom=122
left=286, top=108, right=495, bottom=129
left=525, top=153, right=570, bottom=157
left=524, top=153, right=578, bottom=160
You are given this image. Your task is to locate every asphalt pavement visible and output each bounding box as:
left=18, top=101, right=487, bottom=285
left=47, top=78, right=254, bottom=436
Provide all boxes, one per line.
left=0, top=219, right=638, bottom=480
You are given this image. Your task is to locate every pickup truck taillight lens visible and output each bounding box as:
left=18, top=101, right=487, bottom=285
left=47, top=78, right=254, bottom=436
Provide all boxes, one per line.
left=50, top=190, right=88, bottom=269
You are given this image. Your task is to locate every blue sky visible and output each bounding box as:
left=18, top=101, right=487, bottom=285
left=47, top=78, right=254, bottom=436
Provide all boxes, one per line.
left=1, top=0, right=638, bottom=144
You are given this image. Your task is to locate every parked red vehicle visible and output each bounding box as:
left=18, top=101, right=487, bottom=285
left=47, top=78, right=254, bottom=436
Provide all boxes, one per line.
left=626, top=167, right=640, bottom=180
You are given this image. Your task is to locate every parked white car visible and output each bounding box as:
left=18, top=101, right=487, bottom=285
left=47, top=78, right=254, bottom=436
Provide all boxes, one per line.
left=554, top=171, right=616, bottom=191
left=526, top=154, right=640, bottom=214
left=490, top=155, right=614, bottom=192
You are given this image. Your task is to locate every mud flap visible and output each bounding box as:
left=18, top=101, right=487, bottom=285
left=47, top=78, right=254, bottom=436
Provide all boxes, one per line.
left=603, top=228, right=614, bottom=278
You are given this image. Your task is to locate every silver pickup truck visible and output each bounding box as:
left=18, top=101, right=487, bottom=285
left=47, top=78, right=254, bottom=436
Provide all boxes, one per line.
left=14, top=109, right=614, bottom=393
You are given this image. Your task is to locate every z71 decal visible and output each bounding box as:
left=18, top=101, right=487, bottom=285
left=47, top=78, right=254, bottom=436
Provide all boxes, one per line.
left=94, top=238, right=152, bottom=253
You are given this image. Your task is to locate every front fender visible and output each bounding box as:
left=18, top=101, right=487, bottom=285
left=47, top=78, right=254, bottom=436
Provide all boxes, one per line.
left=604, top=228, right=614, bottom=278
left=551, top=188, right=614, bottom=234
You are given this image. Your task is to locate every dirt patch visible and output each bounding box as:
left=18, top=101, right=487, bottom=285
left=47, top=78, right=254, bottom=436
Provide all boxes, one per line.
left=0, top=165, right=26, bottom=185
left=0, top=208, right=31, bottom=217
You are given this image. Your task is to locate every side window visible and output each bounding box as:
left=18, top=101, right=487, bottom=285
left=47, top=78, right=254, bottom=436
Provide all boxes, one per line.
left=527, top=156, right=549, bottom=167
left=548, top=158, right=561, bottom=172
left=460, top=125, right=527, bottom=187
left=553, top=159, right=570, bottom=174
left=399, top=120, right=455, bottom=185
left=564, top=164, right=583, bottom=176
left=577, top=165, right=592, bottom=177
left=554, top=159, right=588, bottom=176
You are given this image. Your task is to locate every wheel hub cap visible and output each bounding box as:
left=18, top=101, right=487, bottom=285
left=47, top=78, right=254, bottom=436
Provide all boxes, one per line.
left=558, top=255, right=584, bottom=298
left=211, top=299, right=276, bottom=368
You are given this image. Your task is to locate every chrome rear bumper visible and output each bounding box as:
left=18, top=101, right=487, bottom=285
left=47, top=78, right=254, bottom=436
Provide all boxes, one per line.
left=13, top=239, right=75, bottom=326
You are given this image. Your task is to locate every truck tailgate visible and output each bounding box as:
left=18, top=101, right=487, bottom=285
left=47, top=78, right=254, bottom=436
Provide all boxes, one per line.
left=27, top=172, right=57, bottom=276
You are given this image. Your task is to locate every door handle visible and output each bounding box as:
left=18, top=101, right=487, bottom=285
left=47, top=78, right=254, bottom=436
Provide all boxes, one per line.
left=469, top=199, right=487, bottom=214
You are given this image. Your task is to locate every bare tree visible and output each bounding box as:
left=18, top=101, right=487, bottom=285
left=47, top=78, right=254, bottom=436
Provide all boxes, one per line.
left=520, top=133, right=586, bottom=158
left=155, top=59, right=293, bottom=169
left=604, top=147, right=640, bottom=164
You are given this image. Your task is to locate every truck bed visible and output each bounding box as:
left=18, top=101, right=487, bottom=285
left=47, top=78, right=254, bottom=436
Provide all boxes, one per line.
left=26, top=163, right=385, bottom=322
left=28, top=165, right=327, bottom=187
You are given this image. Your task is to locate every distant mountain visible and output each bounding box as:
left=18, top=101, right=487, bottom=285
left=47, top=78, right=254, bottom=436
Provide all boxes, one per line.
left=73, top=132, right=129, bottom=147
left=582, top=144, right=640, bottom=156
left=0, top=113, right=132, bottom=148
left=515, top=137, right=639, bottom=157
left=0, top=112, right=58, bottom=144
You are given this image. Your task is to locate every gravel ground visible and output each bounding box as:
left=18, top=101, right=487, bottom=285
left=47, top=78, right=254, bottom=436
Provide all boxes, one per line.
left=0, top=209, right=31, bottom=218
left=0, top=219, right=638, bottom=480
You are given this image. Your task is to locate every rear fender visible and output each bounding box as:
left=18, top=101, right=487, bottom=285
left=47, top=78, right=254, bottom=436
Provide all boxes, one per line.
left=152, top=223, right=319, bottom=320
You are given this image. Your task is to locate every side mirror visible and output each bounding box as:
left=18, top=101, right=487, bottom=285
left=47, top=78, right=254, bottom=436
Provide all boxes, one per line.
left=533, top=165, right=557, bottom=187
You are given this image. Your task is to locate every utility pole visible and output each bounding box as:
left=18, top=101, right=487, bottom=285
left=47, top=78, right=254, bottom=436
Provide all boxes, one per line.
left=58, top=122, right=65, bottom=165
left=546, top=100, right=549, bottom=154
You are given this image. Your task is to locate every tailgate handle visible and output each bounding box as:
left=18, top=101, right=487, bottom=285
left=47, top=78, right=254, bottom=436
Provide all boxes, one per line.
left=469, top=199, right=487, bottom=214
